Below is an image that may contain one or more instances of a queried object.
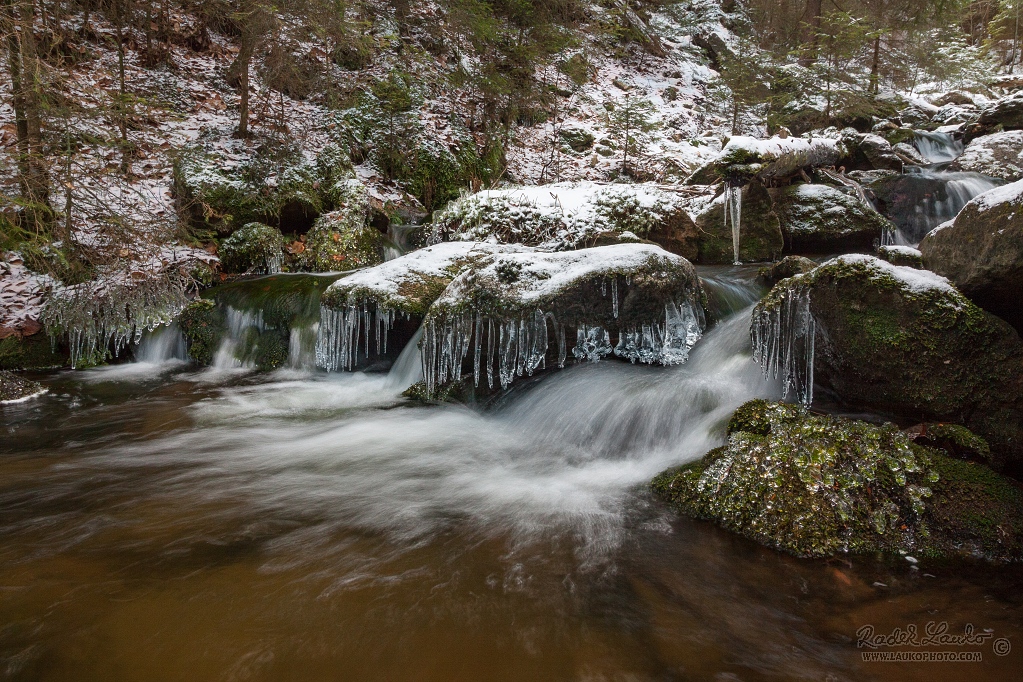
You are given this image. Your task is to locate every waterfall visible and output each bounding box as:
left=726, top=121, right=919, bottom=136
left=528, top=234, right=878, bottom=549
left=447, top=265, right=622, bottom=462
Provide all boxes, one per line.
left=724, top=183, right=743, bottom=265
left=212, top=307, right=266, bottom=369
left=384, top=325, right=425, bottom=391
left=879, top=169, right=1000, bottom=245
left=750, top=286, right=816, bottom=407
left=912, top=131, right=964, bottom=164
left=134, top=322, right=188, bottom=363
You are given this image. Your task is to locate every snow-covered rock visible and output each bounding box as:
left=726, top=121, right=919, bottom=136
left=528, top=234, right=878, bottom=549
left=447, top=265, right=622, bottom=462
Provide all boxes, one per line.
left=771, top=183, right=893, bottom=253
left=688, top=135, right=843, bottom=183
left=753, top=253, right=1023, bottom=466
left=919, top=179, right=1023, bottom=332
left=947, top=130, right=1023, bottom=181
left=433, top=182, right=701, bottom=257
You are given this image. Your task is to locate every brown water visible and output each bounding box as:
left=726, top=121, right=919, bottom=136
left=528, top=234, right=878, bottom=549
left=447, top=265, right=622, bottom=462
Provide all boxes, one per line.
left=2, top=313, right=1021, bottom=681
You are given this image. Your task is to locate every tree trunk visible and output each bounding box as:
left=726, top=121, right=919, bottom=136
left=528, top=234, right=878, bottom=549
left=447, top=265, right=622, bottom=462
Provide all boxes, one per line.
left=114, top=0, right=131, bottom=174
left=869, top=33, right=881, bottom=94
left=2, top=0, right=30, bottom=197
left=799, top=0, right=823, bottom=66
left=233, top=37, right=254, bottom=137
left=17, top=0, right=50, bottom=227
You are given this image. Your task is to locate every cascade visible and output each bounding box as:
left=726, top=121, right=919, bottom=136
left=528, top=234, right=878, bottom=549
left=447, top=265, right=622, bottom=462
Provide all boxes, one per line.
left=876, top=169, right=999, bottom=245
left=750, top=286, right=816, bottom=407
left=723, top=183, right=743, bottom=265
left=212, top=307, right=266, bottom=369
left=384, top=325, right=425, bottom=390
left=912, top=131, right=964, bottom=164
left=135, top=322, right=188, bottom=363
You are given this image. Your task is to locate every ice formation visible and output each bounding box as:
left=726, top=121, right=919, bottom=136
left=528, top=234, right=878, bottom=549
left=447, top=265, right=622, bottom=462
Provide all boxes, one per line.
left=723, top=182, right=743, bottom=265
left=315, top=301, right=402, bottom=371
left=750, top=284, right=816, bottom=407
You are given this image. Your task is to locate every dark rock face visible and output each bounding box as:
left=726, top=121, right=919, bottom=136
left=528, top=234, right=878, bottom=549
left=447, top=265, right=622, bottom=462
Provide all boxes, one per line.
left=754, top=255, right=1023, bottom=467
left=652, top=400, right=1023, bottom=561
left=770, top=183, right=891, bottom=253
left=979, top=91, right=1023, bottom=129
left=919, top=180, right=1023, bottom=333
left=877, top=245, right=923, bottom=269
left=695, top=180, right=783, bottom=263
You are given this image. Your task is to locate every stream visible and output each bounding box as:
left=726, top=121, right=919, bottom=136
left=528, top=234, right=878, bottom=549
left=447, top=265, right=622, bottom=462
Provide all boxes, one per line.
left=2, top=263, right=1021, bottom=681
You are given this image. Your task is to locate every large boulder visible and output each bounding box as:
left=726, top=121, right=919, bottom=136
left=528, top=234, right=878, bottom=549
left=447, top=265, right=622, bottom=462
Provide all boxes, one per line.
left=978, top=91, right=1023, bottom=129
left=219, top=222, right=286, bottom=274
left=694, top=180, right=784, bottom=263
left=318, top=243, right=707, bottom=395
left=432, top=182, right=701, bottom=258
left=947, top=130, right=1023, bottom=181
left=686, top=135, right=843, bottom=185
left=752, top=254, right=1023, bottom=467
left=421, top=244, right=706, bottom=393
left=652, top=400, right=1023, bottom=560
left=919, top=180, right=1023, bottom=332
left=771, top=183, right=893, bottom=252
left=840, top=130, right=904, bottom=172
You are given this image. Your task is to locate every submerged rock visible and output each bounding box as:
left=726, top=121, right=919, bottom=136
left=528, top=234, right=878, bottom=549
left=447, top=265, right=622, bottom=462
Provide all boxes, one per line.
left=652, top=400, right=1023, bottom=561
left=752, top=254, right=1023, bottom=467
left=947, top=130, right=1023, bottom=181
left=433, top=182, right=700, bottom=258
left=695, top=180, right=783, bottom=263
left=919, top=180, right=1023, bottom=332
left=178, top=298, right=225, bottom=365
left=0, top=370, right=45, bottom=403
left=771, top=183, right=892, bottom=253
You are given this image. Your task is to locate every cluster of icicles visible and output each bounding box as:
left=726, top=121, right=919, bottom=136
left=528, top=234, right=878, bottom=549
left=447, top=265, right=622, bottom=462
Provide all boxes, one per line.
left=42, top=274, right=190, bottom=368
left=314, top=294, right=706, bottom=395
left=315, top=302, right=404, bottom=371
left=750, top=285, right=816, bottom=407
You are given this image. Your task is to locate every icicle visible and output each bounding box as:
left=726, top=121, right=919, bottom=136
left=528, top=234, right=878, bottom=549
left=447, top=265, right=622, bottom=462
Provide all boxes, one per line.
left=572, top=325, right=613, bottom=362
left=315, top=300, right=396, bottom=372
left=611, top=277, right=619, bottom=319
left=724, top=182, right=743, bottom=265
left=751, top=286, right=816, bottom=407
left=473, top=314, right=483, bottom=387
left=486, top=318, right=495, bottom=389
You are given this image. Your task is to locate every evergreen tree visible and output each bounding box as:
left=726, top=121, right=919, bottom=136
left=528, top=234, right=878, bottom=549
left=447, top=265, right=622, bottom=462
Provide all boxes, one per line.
left=605, top=94, right=658, bottom=177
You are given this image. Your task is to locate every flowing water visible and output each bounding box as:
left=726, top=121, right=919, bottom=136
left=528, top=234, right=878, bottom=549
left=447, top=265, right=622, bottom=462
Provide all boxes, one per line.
left=871, top=132, right=1000, bottom=245
left=2, top=267, right=1021, bottom=682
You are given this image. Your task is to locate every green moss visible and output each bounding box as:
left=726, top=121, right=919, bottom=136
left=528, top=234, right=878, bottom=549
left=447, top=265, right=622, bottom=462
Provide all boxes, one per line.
left=916, top=423, right=992, bottom=465
left=654, top=400, right=1023, bottom=561
left=301, top=183, right=384, bottom=272
left=178, top=299, right=225, bottom=365
left=0, top=334, right=68, bottom=370
left=220, top=222, right=286, bottom=274
left=254, top=331, right=289, bottom=371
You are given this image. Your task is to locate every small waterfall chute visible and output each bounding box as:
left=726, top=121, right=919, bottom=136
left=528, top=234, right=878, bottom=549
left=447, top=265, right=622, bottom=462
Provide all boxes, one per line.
left=912, top=131, right=964, bottom=164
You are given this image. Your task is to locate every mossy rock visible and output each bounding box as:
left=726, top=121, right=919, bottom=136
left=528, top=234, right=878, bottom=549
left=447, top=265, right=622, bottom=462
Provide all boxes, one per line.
left=172, top=142, right=350, bottom=237
left=178, top=298, right=225, bottom=365
left=220, top=223, right=286, bottom=274
left=756, top=256, right=817, bottom=287
left=653, top=400, right=1023, bottom=561
left=301, top=181, right=384, bottom=272
left=560, top=128, right=595, bottom=152
left=919, top=179, right=1023, bottom=333
left=695, top=180, right=783, bottom=263
left=877, top=245, right=923, bottom=269
left=757, top=254, right=1023, bottom=467
left=909, top=423, right=993, bottom=466
left=0, top=370, right=45, bottom=402
left=0, top=333, right=68, bottom=370
left=770, top=183, right=892, bottom=253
